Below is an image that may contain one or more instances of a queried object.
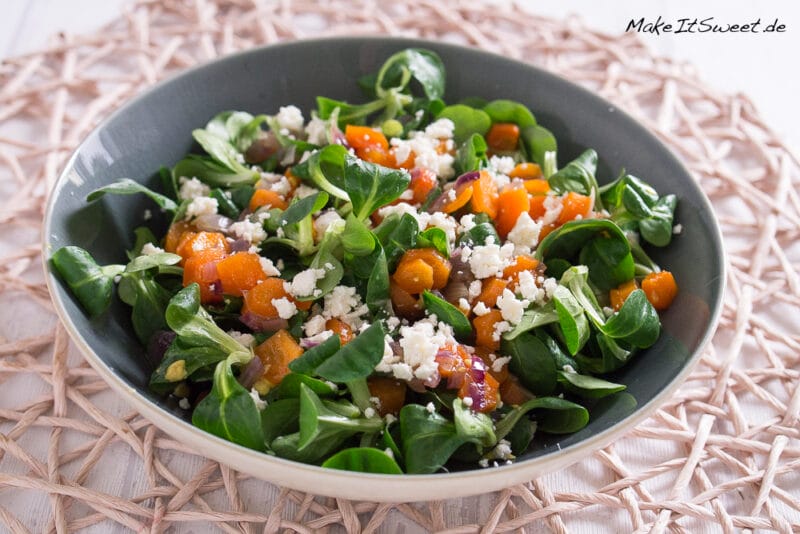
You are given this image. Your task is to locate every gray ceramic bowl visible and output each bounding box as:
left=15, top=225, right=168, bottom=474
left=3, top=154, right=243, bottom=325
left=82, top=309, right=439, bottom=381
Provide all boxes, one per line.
left=43, top=37, right=724, bottom=501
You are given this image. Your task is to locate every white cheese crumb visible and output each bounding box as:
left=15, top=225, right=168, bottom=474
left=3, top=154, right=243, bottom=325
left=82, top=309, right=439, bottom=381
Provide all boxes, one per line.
left=479, top=458, right=490, bottom=468
left=143, top=209, right=152, bottom=221
left=304, top=315, right=327, bottom=337
left=492, top=356, right=512, bottom=373
left=303, top=330, right=334, bottom=345
left=384, top=413, right=397, bottom=425
left=492, top=320, right=511, bottom=341
left=140, top=243, right=165, bottom=256
left=229, top=218, right=267, bottom=245
left=377, top=202, right=430, bottom=230
left=496, top=289, right=529, bottom=325
left=468, top=280, right=483, bottom=300
left=178, top=398, right=191, bottom=410
left=543, top=277, right=559, bottom=299
left=178, top=176, right=210, bottom=200
left=506, top=212, right=542, bottom=255
left=313, top=209, right=344, bottom=239
left=673, top=223, right=683, bottom=235
left=305, top=116, right=328, bottom=145
left=473, top=301, right=491, bottom=316
left=259, top=257, right=280, bottom=277
left=468, top=243, right=515, bottom=279
left=364, top=407, right=376, bottom=418
left=462, top=396, right=474, bottom=407
left=390, top=127, right=455, bottom=179
left=276, top=105, right=305, bottom=134
left=427, top=211, right=458, bottom=245
left=384, top=448, right=395, bottom=459
left=323, top=285, right=369, bottom=329
left=227, top=330, right=255, bottom=348
left=287, top=268, right=326, bottom=298
left=489, top=439, right=514, bottom=461
left=562, top=364, right=577, bottom=373
left=459, top=214, right=477, bottom=232
left=458, top=298, right=470, bottom=311
left=184, top=196, right=218, bottom=220
left=293, top=184, right=318, bottom=199
left=541, top=195, right=563, bottom=224
left=272, top=297, right=297, bottom=320
left=425, top=402, right=436, bottom=413
left=489, top=155, right=515, bottom=175
left=424, top=118, right=455, bottom=139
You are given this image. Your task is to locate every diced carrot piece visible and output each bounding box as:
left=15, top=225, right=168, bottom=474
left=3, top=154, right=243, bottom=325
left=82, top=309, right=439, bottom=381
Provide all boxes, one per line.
left=509, top=162, right=542, bottom=180
left=485, top=123, right=520, bottom=153
left=529, top=194, right=548, bottom=220
left=325, top=318, right=354, bottom=345
left=441, top=184, right=473, bottom=214
left=215, top=252, right=268, bottom=297
left=476, top=278, right=508, bottom=308
left=164, top=220, right=194, bottom=253
left=358, top=145, right=397, bottom=167
left=471, top=170, right=499, bottom=219
left=436, top=344, right=470, bottom=378
left=409, top=168, right=438, bottom=204
left=400, top=248, right=451, bottom=289
left=641, top=271, right=678, bottom=311
left=241, top=277, right=290, bottom=319
left=609, top=279, right=638, bottom=311
left=182, top=248, right=227, bottom=304
left=523, top=179, right=550, bottom=195
left=176, top=231, right=229, bottom=264
left=392, top=258, right=434, bottom=294
left=473, top=309, right=503, bottom=352
left=503, top=255, right=539, bottom=288
left=499, top=376, right=534, bottom=406
left=539, top=223, right=558, bottom=240
left=495, top=186, right=530, bottom=238
left=391, top=148, right=416, bottom=169
left=367, top=377, right=407, bottom=416
left=284, top=168, right=301, bottom=189
left=249, top=188, right=288, bottom=212
left=390, top=281, right=423, bottom=320
left=254, top=330, right=304, bottom=388
left=557, top=192, right=592, bottom=225
left=345, top=125, right=389, bottom=151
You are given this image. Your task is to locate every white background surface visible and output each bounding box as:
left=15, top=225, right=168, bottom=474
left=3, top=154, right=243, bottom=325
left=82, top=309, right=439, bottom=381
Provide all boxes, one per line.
left=2, top=0, right=799, bottom=149
left=1, top=1, right=798, bottom=532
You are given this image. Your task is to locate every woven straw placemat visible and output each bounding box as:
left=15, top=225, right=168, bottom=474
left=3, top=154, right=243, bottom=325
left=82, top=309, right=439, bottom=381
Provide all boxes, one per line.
left=1, top=1, right=798, bottom=532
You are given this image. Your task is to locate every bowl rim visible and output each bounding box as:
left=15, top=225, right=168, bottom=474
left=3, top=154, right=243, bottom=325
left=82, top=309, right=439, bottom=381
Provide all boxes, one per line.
left=42, top=35, right=726, bottom=502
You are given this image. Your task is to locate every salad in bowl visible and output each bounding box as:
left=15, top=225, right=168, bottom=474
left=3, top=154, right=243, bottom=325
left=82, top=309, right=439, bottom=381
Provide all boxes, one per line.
left=51, top=48, right=679, bottom=475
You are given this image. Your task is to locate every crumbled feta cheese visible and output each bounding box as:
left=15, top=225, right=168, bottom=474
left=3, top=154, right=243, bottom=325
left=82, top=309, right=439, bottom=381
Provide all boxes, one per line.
left=473, top=301, right=491, bottom=316
left=673, top=223, right=683, bottom=235
left=229, top=218, right=267, bottom=244
left=458, top=298, right=470, bottom=311
left=496, top=289, right=529, bottom=325
left=384, top=448, right=395, bottom=459
left=304, top=315, right=326, bottom=337
left=392, top=363, right=414, bottom=381
left=541, top=195, right=563, bottom=225
left=364, top=407, right=376, bottom=418
left=562, top=364, right=577, bottom=374
left=143, top=209, right=152, bottom=221
left=489, top=155, right=516, bottom=175
left=468, top=243, right=515, bottom=279
left=492, top=320, right=511, bottom=341
left=462, top=396, right=473, bottom=407
left=377, top=202, right=430, bottom=230
left=479, top=458, right=490, bottom=468
left=249, top=388, right=267, bottom=410
left=424, top=118, right=455, bottom=139
left=385, top=316, right=401, bottom=331
left=259, top=257, right=280, bottom=277
left=184, top=196, right=218, bottom=220
left=178, top=177, right=210, bottom=200
left=140, top=243, right=164, bottom=256
left=369, top=396, right=382, bottom=410
left=304, top=330, right=334, bottom=345
left=468, top=280, right=483, bottom=300
left=178, top=398, right=191, bottom=410
left=228, top=330, right=255, bottom=348
left=492, top=356, right=512, bottom=373
left=305, top=116, right=328, bottom=145
left=287, top=268, right=326, bottom=298
left=516, top=270, right=540, bottom=301
left=323, top=285, right=369, bottom=329
left=399, top=189, right=415, bottom=201
left=396, top=319, right=452, bottom=381
left=272, top=297, right=297, bottom=320
left=425, top=402, right=436, bottom=413
left=276, top=105, right=304, bottom=134
left=459, top=213, right=477, bottom=231
left=390, top=128, right=455, bottom=179
left=506, top=212, right=542, bottom=255
left=384, top=413, right=397, bottom=424
left=543, top=277, right=558, bottom=298
left=427, top=212, right=458, bottom=245
left=489, top=439, right=514, bottom=461
left=313, top=209, right=343, bottom=238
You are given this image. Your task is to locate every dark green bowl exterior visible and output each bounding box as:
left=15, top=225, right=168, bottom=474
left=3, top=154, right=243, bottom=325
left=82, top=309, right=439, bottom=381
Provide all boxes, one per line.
left=44, top=38, right=724, bottom=466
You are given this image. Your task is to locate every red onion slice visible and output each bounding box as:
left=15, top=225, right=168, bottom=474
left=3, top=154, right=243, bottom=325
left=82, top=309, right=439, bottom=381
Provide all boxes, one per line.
left=237, top=356, right=265, bottom=389
left=240, top=312, right=289, bottom=332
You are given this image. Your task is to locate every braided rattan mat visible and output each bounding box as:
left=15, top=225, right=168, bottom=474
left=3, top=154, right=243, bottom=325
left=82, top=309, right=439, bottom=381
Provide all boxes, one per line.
left=1, top=1, right=799, bottom=532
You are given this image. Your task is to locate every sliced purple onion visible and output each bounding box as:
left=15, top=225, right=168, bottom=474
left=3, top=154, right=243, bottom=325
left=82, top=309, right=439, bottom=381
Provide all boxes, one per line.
left=300, top=338, right=321, bottom=349
left=229, top=238, right=252, bottom=253
left=245, top=132, right=280, bottom=164
left=427, top=186, right=455, bottom=213
left=455, top=171, right=481, bottom=187
left=237, top=356, right=265, bottom=389
left=406, top=378, right=427, bottom=393
left=240, top=312, right=289, bottom=332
